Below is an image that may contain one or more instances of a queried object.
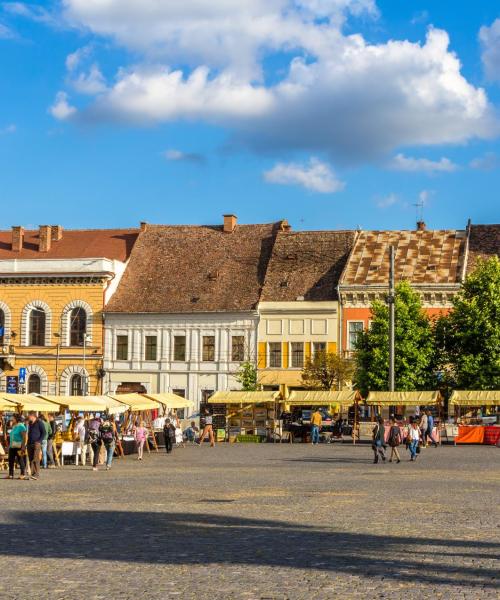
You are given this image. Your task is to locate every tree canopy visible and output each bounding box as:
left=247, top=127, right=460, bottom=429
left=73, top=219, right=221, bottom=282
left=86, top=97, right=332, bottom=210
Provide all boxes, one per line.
left=302, top=351, right=354, bottom=390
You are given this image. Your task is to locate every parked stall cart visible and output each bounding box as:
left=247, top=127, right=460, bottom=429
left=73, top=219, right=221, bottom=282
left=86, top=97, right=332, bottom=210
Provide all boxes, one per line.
left=449, top=390, right=500, bottom=445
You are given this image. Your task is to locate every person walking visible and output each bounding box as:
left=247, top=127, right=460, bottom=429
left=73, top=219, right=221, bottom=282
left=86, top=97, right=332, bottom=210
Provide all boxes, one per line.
left=419, top=411, right=428, bottom=447
left=74, top=415, right=88, bottom=466
left=46, top=414, right=57, bottom=468
left=198, top=408, right=215, bottom=447
left=387, top=417, right=401, bottom=463
left=88, top=415, right=102, bottom=472
left=39, top=414, right=50, bottom=469
left=5, top=414, right=28, bottom=480
left=372, top=416, right=386, bottom=464
left=99, top=417, right=117, bottom=471
left=134, top=420, right=148, bottom=460
left=424, top=410, right=438, bottom=448
left=163, top=419, right=176, bottom=454
left=310, top=408, right=323, bottom=445
left=408, top=421, right=421, bottom=461
left=27, top=412, right=45, bottom=480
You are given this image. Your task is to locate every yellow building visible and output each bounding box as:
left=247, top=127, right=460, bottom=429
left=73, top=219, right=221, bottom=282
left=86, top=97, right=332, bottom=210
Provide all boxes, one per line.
left=0, top=225, right=138, bottom=396
left=257, top=230, right=356, bottom=396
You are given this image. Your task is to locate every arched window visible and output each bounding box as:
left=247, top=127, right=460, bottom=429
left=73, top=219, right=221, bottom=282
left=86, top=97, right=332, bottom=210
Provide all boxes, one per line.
left=28, top=374, right=41, bottom=394
left=29, top=308, right=46, bottom=346
left=70, top=307, right=87, bottom=346
left=70, top=374, right=83, bottom=396
left=0, top=308, right=4, bottom=346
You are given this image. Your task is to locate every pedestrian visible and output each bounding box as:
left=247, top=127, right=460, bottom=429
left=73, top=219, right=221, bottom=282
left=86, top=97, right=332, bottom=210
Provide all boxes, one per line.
left=372, top=416, right=386, bottom=464
left=99, top=417, right=117, bottom=471
left=198, top=408, right=215, bottom=447
left=424, top=410, right=438, bottom=448
left=88, top=414, right=102, bottom=472
left=39, top=414, right=50, bottom=469
left=310, top=408, right=323, bottom=445
left=74, top=415, right=88, bottom=466
left=27, top=412, right=45, bottom=480
left=163, top=419, right=176, bottom=454
left=184, top=421, right=199, bottom=444
left=419, top=411, right=428, bottom=447
left=46, top=414, right=57, bottom=468
left=5, top=414, right=28, bottom=480
left=408, top=420, right=420, bottom=461
left=134, top=420, right=148, bottom=460
left=387, top=417, right=401, bottom=463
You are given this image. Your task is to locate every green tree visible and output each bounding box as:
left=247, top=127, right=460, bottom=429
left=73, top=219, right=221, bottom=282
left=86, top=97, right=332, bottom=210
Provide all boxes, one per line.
left=354, top=281, right=434, bottom=396
left=235, top=361, right=258, bottom=391
left=301, top=352, right=354, bottom=390
left=436, top=257, right=500, bottom=390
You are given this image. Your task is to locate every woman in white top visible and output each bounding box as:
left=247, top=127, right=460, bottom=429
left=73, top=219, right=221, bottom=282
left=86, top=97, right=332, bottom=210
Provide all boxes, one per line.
left=408, top=421, right=420, bottom=461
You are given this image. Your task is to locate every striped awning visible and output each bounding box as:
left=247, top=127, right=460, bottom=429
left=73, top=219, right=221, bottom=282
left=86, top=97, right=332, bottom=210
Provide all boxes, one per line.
left=449, top=390, right=500, bottom=407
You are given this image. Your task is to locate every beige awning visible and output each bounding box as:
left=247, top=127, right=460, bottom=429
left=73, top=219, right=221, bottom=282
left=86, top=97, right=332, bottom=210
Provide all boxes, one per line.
left=143, top=393, right=194, bottom=409
left=40, top=395, right=128, bottom=414
left=287, top=390, right=359, bottom=407
left=107, top=393, right=165, bottom=411
left=365, top=391, right=442, bottom=406
left=209, top=391, right=280, bottom=404
left=3, top=394, right=62, bottom=412
left=449, top=390, right=500, bottom=407
left=0, top=396, right=19, bottom=411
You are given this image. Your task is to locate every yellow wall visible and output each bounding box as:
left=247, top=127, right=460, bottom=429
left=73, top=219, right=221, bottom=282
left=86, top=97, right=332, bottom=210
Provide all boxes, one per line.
left=0, top=280, right=106, bottom=395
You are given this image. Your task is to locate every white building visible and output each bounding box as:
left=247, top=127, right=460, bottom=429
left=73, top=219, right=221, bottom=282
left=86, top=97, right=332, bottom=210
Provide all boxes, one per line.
left=103, top=216, right=286, bottom=412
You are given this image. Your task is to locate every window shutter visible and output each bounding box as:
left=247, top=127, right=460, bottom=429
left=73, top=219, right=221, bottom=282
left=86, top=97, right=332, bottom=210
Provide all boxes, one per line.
left=305, top=342, right=312, bottom=362
left=328, top=342, right=337, bottom=355
left=258, top=342, right=267, bottom=368
left=282, top=342, right=289, bottom=368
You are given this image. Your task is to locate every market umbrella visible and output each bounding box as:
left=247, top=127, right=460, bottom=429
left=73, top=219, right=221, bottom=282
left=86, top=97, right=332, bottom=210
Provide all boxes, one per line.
left=107, top=393, right=165, bottom=411
left=2, top=394, right=61, bottom=412
left=143, top=393, right=194, bottom=410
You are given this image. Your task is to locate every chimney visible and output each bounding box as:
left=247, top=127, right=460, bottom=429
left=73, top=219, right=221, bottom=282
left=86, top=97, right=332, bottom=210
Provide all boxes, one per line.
left=416, top=221, right=426, bottom=231
left=51, top=225, right=63, bottom=241
left=39, top=225, right=52, bottom=252
left=223, top=214, right=237, bottom=233
left=11, top=226, right=24, bottom=252
left=280, top=219, right=292, bottom=232
left=140, top=221, right=148, bottom=232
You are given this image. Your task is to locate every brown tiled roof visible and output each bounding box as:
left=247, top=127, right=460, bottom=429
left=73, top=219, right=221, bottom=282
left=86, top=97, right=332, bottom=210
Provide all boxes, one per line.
left=341, top=229, right=466, bottom=286
left=467, top=224, right=500, bottom=272
left=105, top=223, right=282, bottom=313
left=261, top=230, right=356, bottom=301
left=0, top=228, right=139, bottom=262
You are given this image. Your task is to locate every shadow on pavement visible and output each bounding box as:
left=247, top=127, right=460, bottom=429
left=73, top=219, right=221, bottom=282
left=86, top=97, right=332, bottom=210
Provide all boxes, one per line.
left=1, top=510, right=498, bottom=589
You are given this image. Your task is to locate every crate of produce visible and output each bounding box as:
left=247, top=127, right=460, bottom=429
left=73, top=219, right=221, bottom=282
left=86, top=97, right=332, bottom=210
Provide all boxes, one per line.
left=236, top=434, right=263, bottom=443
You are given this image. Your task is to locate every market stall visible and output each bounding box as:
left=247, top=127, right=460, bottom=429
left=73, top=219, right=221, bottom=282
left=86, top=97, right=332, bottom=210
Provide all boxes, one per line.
left=449, top=390, right=500, bottom=445
left=284, top=390, right=360, bottom=443
left=362, top=391, right=443, bottom=443
left=209, top=391, right=280, bottom=442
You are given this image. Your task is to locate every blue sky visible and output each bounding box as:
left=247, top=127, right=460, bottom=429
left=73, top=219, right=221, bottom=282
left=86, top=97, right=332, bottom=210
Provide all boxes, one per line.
left=0, top=0, right=499, bottom=231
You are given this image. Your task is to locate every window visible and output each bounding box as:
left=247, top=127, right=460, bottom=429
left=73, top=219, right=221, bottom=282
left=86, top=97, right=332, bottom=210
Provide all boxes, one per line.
left=28, top=374, right=41, bottom=394
left=313, top=342, right=327, bottom=356
left=172, top=389, right=186, bottom=418
left=348, top=321, right=364, bottom=350
left=202, top=336, right=215, bottom=361
left=70, top=307, right=87, bottom=346
left=173, top=335, right=186, bottom=361
left=231, top=336, right=245, bottom=362
left=290, top=342, right=304, bottom=368
left=70, top=374, right=83, bottom=396
left=29, top=308, right=46, bottom=346
left=269, top=342, right=282, bottom=368
left=201, top=390, right=214, bottom=405
left=0, top=309, right=4, bottom=346
left=145, top=335, right=157, bottom=361
left=116, top=335, right=129, bottom=360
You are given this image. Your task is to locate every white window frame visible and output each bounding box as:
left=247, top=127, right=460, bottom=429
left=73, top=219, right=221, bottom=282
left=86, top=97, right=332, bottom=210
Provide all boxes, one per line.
left=347, top=320, right=365, bottom=351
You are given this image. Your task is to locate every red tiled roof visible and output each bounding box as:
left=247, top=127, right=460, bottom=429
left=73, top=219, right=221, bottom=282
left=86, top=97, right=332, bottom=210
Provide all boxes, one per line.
left=0, top=228, right=139, bottom=262
left=105, top=223, right=282, bottom=313
left=467, top=224, right=500, bottom=272
left=341, top=229, right=466, bottom=286
left=261, top=230, right=356, bottom=301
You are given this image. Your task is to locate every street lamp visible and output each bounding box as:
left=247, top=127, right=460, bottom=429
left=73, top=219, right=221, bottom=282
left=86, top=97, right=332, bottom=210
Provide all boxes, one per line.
left=82, top=333, right=92, bottom=396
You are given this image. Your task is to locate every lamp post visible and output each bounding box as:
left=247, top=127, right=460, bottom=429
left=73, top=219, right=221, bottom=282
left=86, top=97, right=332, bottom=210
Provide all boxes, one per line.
left=388, top=245, right=395, bottom=392
left=82, top=333, right=91, bottom=396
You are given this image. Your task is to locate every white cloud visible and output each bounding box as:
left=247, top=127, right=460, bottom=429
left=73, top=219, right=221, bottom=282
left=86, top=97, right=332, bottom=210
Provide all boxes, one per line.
left=164, top=149, right=205, bottom=164
left=480, top=19, right=500, bottom=82
left=469, top=152, right=499, bottom=171
left=49, top=91, right=77, bottom=120
left=263, top=157, right=345, bottom=193
left=65, top=45, right=92, bottom=71
left=418, top=189, right=433, bottom=205
left=388, top=153, right=458, bottom=174
left=0, top=123, right=16, bottom=134
left=70, top=64, right=106, bottom=95
left=376, top=193, right=398, bottom=208
left=3, top=2, right=57, bottom=26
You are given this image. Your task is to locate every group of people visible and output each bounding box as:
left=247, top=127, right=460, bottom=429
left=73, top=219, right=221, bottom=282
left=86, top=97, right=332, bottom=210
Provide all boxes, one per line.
left=73, top=414, right=119, bottom=471
left=372, top=410, right=439, bottom=464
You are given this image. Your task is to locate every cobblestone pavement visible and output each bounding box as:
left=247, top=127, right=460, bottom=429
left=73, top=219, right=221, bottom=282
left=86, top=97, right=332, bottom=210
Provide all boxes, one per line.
left=0, top=443, right=499, bottom=600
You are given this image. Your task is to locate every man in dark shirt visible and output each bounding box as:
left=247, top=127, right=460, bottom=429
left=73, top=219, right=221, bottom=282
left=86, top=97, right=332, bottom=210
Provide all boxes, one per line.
left=27, top=412, right=45, bottom=480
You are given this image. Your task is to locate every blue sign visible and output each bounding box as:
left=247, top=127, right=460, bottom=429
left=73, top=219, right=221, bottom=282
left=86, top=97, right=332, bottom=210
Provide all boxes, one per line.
left=19, top=368, right=26, bottom=384
left=7, top=376, right=18, bottom=394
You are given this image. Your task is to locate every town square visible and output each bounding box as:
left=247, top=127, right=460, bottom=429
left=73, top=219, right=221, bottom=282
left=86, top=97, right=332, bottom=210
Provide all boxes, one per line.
left=1, top=1, right=500, bottom=599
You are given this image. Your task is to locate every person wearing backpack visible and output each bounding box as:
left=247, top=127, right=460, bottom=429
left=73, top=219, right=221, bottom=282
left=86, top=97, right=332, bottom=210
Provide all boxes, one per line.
left=371, top=416, right=386, bottom=464
left=99, top=417, right=117, bottom=471
left=387, top=417, right=401, bottom=463
left=88, top=415, right=102, bottom=472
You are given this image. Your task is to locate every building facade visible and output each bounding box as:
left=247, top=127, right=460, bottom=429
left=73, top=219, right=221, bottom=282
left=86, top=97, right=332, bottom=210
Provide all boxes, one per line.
left=103, top=216, right=285, bottom=411
left=257, top=230, right=356, bottom=395
left=0, top=225, right=138, bottom=395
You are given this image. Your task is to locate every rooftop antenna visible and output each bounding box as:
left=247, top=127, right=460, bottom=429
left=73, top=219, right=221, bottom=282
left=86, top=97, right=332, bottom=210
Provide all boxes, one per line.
left=413, top=199, right=425, bottom=226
